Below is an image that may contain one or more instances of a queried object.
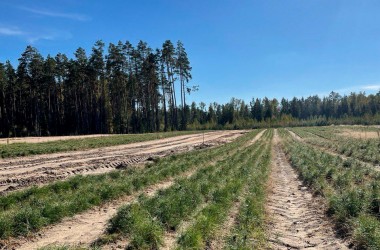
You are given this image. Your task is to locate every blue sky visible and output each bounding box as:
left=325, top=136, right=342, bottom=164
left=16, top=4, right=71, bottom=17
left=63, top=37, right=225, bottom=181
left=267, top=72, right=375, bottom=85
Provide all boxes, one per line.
left=1, top=0, right=380, bottom=104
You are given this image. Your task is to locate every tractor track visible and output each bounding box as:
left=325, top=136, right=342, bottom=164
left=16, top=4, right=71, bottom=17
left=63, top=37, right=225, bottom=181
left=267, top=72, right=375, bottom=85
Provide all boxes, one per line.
left=267, top=130, right=348, bottom=250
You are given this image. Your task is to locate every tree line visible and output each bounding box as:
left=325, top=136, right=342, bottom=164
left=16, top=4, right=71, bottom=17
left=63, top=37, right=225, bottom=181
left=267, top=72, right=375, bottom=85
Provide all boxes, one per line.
left=1, top=40, right=380, bottom=137
left=0, top=40, right=192, bottom=137
left=186, top=91, right=380, bottom=129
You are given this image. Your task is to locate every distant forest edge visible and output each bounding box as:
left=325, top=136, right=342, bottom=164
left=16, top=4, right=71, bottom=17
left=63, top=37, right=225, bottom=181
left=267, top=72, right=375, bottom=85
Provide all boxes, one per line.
left=1, top=41, right=380, bottom=137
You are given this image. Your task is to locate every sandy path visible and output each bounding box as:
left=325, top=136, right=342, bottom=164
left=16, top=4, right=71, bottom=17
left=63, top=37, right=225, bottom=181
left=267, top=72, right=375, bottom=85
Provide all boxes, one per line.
left=0, top=130, right=246, bottom=194
left=267, top=130, right=348, bottom=249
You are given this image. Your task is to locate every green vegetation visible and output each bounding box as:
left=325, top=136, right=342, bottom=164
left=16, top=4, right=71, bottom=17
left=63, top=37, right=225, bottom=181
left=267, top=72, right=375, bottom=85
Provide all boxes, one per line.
left=178, top=133, right=271, bottom=249
left=3, top=40, right=380, bottom=136
left=279, top=128, right=380, bottom=248
left=6, top=126, right=380, bottom=249
left=0, top=131, right=199, bottom=158
left=0, top=130, right=259, bottom=239
left=0, top=40, right=194, bottom=137
left=225, top=140, right=271, bottom=249
left=289, top=126, right=380, bottom=165
left=99, top=130, right=272, bottom=249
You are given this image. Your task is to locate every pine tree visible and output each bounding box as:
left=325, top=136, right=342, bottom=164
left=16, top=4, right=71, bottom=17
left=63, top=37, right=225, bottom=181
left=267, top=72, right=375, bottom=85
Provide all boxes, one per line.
left=176, top=41, right=192, bottom=130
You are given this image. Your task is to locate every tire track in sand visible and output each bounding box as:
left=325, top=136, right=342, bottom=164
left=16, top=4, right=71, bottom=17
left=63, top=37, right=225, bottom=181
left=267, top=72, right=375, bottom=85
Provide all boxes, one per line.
left=267, top=130, right=348, bottom=250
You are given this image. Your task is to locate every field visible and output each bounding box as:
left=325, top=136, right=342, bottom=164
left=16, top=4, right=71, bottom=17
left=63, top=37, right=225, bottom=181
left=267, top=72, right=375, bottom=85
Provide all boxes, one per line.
left=0, top=126, right=380, bottom=249
left=0, top=131, right=244, bottom=194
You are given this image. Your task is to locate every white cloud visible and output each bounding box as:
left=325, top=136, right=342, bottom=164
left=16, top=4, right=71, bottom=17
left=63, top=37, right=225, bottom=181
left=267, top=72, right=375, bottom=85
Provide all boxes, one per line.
left=27, top=31, right=73, bottom=44
left=19, top=6, right=90, bottom=21
left=0, top=23, right=72, bottom=43
left=0, top=26, right=24, bottom=36
left=312, top=84, right=380, bottom=98
left=333, top=84, right=380, bottom=95
left=361, top=84, right=380, bottom=90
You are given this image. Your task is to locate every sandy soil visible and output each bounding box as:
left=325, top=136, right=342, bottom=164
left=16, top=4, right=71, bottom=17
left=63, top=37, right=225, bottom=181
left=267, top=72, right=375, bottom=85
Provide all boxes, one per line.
left=0, top=130, right=246, bottom=194
left=337, top=129, right=380, bottom=139
left=266, top=130, right=348, bottom=249
left=0, top=134, right=114, bottom=144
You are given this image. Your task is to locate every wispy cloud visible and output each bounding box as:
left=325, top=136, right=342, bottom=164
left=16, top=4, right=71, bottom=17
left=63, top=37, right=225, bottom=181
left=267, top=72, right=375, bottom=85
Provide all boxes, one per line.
left=0, top=23, right=72, bottom=43
left=19, top=6, right=90, bottom=21
left=361, top=84, right=380, bottom=91
left=0, top=26, right=24, bottom=36
left=27, top=31, right=73, bottom=44
left=316, top=84, right=380, bottom=97
left=335, top=84, right=380, bottom=93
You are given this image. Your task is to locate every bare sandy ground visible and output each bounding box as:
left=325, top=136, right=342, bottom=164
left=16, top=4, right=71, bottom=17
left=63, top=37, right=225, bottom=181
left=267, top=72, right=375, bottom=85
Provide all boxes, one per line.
left=0, top=130, right=246, bottom=194
left=0, top=134, right=113, bottom=144
left=337, top=129, right=380, bottom=139
left=266, top=130, right=348, bottom=249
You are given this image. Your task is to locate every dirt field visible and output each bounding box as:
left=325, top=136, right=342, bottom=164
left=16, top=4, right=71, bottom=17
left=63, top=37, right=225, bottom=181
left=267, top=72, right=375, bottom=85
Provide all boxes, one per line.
left=0, top=130, right=246, bottom=194
left=337, top=128, right=380, bottom=139
left=0, top=134, right=114, bottom=144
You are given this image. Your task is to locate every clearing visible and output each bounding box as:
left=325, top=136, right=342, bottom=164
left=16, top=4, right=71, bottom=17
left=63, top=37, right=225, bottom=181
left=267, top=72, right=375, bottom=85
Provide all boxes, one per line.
left=2, top=127, right=379, bottom=249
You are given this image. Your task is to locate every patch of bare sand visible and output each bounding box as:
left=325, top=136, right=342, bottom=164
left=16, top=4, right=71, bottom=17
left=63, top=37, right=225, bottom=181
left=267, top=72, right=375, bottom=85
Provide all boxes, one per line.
left=337, top=129, right=380, bottom=139
left=0, top=134, right=113, bottom=144
left=266, top=130, right=348, bottom=249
